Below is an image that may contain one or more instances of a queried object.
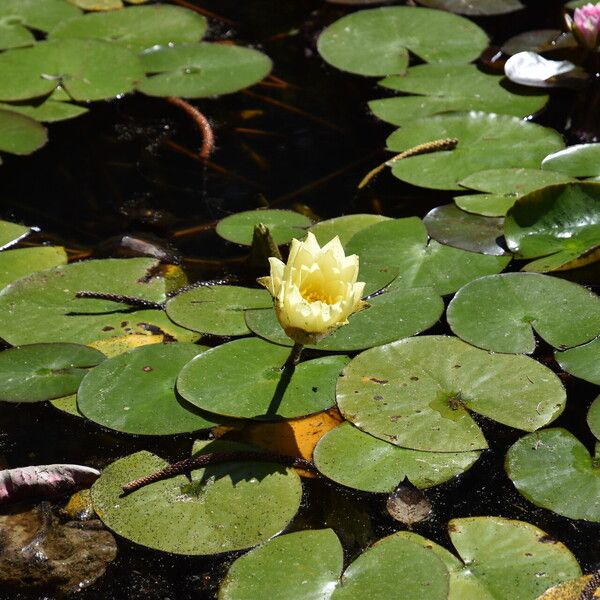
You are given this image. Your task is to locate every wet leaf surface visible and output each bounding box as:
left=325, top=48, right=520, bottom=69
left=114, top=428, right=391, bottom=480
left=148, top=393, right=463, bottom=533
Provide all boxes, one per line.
left=0, top=246, right=67, bottom=290
left=415, top=0, right=523, bottom=15
left=542, top=144, right=600, bottom=177
left=385, top=482, right=432, bottom=526
left=0, top=219, right=30, bottom=250
left=556, top=337, right=600, bottom=386
left=308, top=214, right=391, bottom=246
left=0, top=109, right=48, bottom=156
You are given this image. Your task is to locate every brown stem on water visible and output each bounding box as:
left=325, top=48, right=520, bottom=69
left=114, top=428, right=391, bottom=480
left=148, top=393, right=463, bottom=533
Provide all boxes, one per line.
left=122, top=451, right=315, bottom=494
left=580, top=570, right=600, bottom=600
left=358, top=138, right=459, bottom=189
left=167, top=96, right=215, bottom=160
left=75, top=291, right=164, bottom=310
left=284, top=343, right=304, bottom=369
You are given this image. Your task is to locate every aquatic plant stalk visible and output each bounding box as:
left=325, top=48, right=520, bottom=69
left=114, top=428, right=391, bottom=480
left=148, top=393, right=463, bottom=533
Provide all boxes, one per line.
left=167, top=96, right=215, bottom=160
left=75, top=291, right=165, bottom=310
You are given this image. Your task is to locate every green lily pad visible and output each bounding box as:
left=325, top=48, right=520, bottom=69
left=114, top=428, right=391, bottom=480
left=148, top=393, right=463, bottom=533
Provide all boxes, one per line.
left=0, top=39, right=144, bottom=102
left=138, top=43, right=272, bottom=99
left=0, top=97, right=88, bottom=123
left=313, top=422, right=480, bottom=493
left=415, top=0, right=523, bottom=15
left=0, top=342, right=104, bottom=402
left=506, top=428, right=600, bottom=521
left=542, top=144, right=600, bottom=177
left=556, top=337, right=600, bottom=385
left=345, top=217, right=510, bottom=296
left=166, top=285, right=271, bottom=337
left=423, top=204, right=508, bottom=256
left=455, top=168, right=574, bottom=217
left=219, top=529, right=344, bottom=600
left=386, top=112, right=565, bottom=191
left=0, top=220, right=30, bottom=249
left=49, top=5, right=206, bottom=54
left=77, top=343, right=222, bottom=435
left=337, top=335, right=565, bottom=452
left=308, top=214, right=391, bottom=246
left=0, top=246, right=67, bottom=290
left=0, top=0, right=81, bottom=51
left=587, top=395, right=600, bottom=441
left=0, top=109, right=48, bottom=155
left=91, top=440, right=302, bottom=555
left=216, top=209, right=311, bottom=247
left=447, top=273, right=600, bottom=354
left=0, top=257, right=198, bottom=345
left=245, top=286, right=444, bottom=352
left=317, top=6, right=488, bottom=77
left=69, top=0, right=123, bottom=9
left=177, top=337, right=349, bottom=420
left=504, top=182, right=600, bottom=272
left=370, top=65, right=546, bottom=126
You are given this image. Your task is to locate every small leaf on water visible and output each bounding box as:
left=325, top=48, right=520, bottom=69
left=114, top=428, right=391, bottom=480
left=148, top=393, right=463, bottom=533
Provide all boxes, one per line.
left=386, top=481, right=432, bottom=526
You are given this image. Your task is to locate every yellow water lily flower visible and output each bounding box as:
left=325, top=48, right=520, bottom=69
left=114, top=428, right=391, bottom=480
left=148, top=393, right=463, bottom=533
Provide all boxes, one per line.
left=258, top=232, right=367, bottom=345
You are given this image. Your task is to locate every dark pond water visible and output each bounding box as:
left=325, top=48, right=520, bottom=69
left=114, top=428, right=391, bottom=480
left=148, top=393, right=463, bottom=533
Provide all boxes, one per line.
left=1, top=0, right=599, bottom=598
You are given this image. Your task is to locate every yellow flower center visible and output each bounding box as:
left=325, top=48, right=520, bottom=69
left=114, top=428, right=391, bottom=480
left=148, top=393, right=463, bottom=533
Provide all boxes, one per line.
left=301, top=287, right=335, bottom=305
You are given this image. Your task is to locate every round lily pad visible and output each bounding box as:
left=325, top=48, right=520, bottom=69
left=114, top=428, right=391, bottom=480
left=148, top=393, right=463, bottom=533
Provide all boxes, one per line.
left=91, top=441, right=302, bottom=555
left=456, top=168, right=574, bottom=217
left=317, top=6, right=488, bottom=77
left=69, top=0, right=123, bottom=9
left=0, top=39, right=144, bottom=102
left=345, top=217, right=510, bottom=296
left=0, top=257, right=198, bottom=345
left=0, top=246, right=67, bottom=290
left=415, top=0, right=523, bottom=14
left=423, top=204, right=508, bottom=256
left=386, top=112, right=565, bottom=191
left=166, top=285, right=271, bottom=337
left=542, top=144, right=600, bottom=177
left=313, top=422, right=480, bottom=493
left=0, top=98, right=88, bottom=123
left=447, top=273, right=600, bottom=354
left=0, top=109, right=48, bottom=155
left=0, top=343, right=104, bottom=402
left=219, top=529, right=344, bottom=600
left=0, top=0, right=81, bottom=51
left=0, top=219, right=30, bottom=249
left=337, top=335, right=565, bottom=452
left=78, top=343, right=221, bottom=435
left=49, top=5, right=207, bottom=53
left=308, top=214, right=390, bottom=246
left=587, top=395, right=600, bottom=440
left=138, top=43, right=272, bottom=98
left=245, top=286, right=444, bottom=352
left=556, top=337, right=600, bottom=385
left=370, top=64, right=546, bottom=126
left=504, top=182, right=600, bottom=272
left=217, top=209, right=311, bottom=247
left=177, top=338, right=350, bottom=420
left=506, top=428, right=600, bottom=521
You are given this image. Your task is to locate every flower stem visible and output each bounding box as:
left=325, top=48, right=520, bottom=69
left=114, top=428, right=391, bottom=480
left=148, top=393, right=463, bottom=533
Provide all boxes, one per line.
left=75, top=291, right=165, bottom=310
left=283, top=342, right=304, bottom=370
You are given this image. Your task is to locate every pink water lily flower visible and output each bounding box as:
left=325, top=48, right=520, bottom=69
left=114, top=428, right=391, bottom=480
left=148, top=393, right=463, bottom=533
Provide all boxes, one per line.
left=568, top=3, right=600, bottom=49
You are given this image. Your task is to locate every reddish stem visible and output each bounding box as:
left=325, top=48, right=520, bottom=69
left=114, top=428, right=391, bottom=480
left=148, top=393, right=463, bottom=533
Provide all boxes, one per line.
left=167, top=96, right=215, bottom=160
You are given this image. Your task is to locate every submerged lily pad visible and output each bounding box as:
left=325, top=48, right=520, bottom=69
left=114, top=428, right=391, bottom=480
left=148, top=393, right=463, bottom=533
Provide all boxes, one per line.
left=216, top=209, right=311, bottom=246
left=456, top=168, right=574, bottom=217
left=166, top=285, right=271, bottom=337
left=138, top=43, right=272, bottom=98
left=0, top=39, right=144, bottom=102
left=91, top=440, right=302, bottom=555
left=0, top=0, right=81, bottom=50
left=219, top=529, right=344, bottom=600
left=587, top=395, right=600, bottom=441
left=504, top=182, right=600, bottom=271
left=0, top=246, right=67, bottom=290
left=542, top=144, right=600, bottom=177
left=501, top=30, right=577, bottom=56
left=177, top=338, right=349, bottom=420
left=49, top=5, right=207, bottom=53
left=0, top=257, right=197, bottom=345
left=423, top=204, right=508, bottom=256
left=78, top=343, right=221, bottom=435
left=337, top=335, right=565, bottom=452
left=370, top=65, right=546, bottom=126
left=415, top=0, right=523, bottom=15
left=317, top=6, right=488, bottom=77
left=447, top=273, right=600, bottom=354
left=387, top=112, right=564, bottom=190
left=308, top=214, right=390, bottom=246
left=556, top=337, right=600, bottom=385
left=0, top=220, right=30, bottom=249
left=0, top=343, right=104, bottom=402
left=245, top=286, right=444, bottom=352
left=0, top=109, right=48, bottom=156
left=506, top=428, right=600, bottom=521
left=345, top=217, right=510, bottom=296
left=313, top=422, right=480, bottom=493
